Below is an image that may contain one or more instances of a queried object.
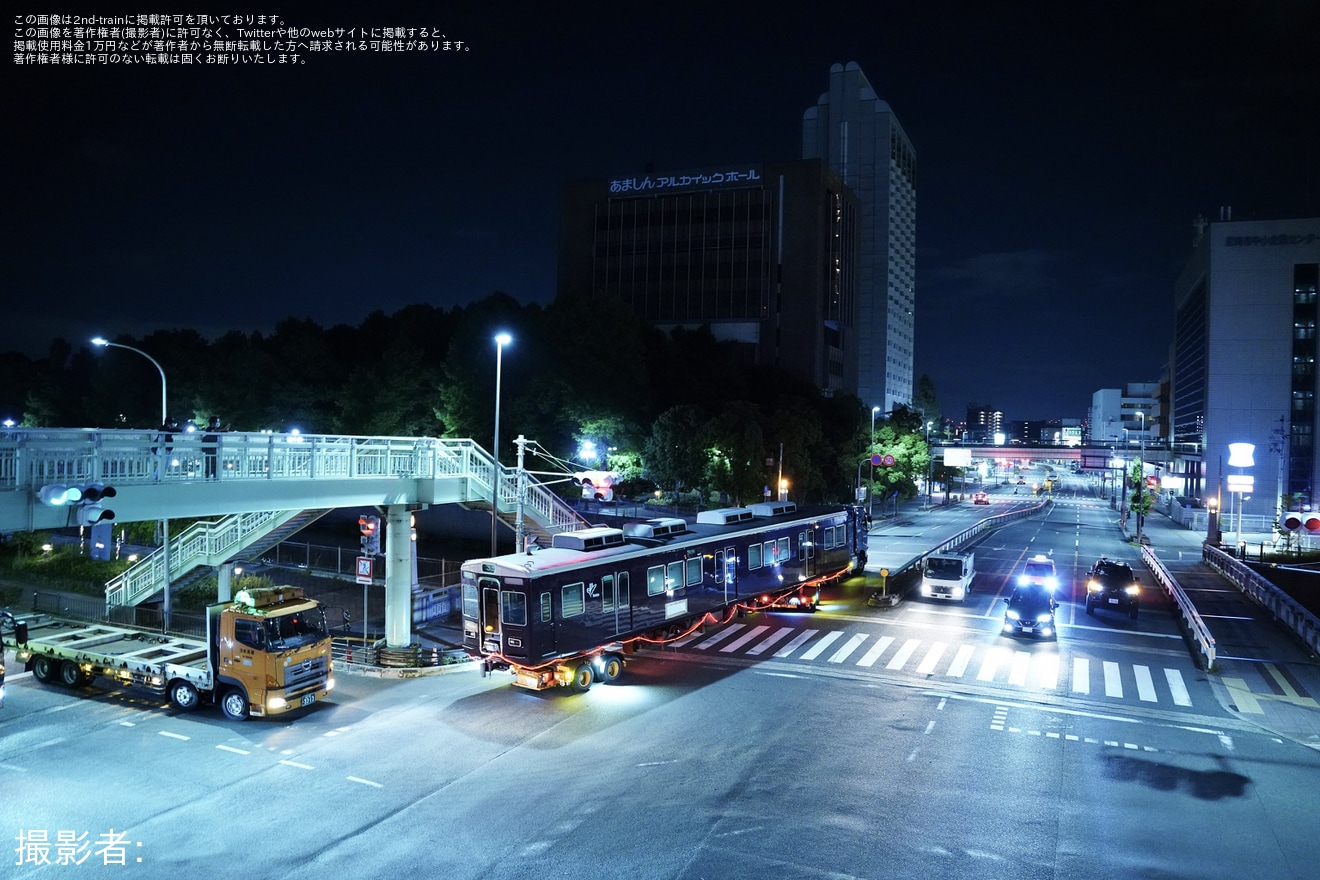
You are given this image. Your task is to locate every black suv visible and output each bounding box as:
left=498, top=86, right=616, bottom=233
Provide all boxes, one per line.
left=1085, top=558, right=1140, bottom=619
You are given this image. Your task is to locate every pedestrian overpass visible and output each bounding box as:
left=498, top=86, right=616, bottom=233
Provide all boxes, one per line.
left=0, top=428, right=587, bottom=650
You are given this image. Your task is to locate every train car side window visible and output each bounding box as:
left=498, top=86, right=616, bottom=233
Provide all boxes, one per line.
left=714, top=551, right=724, bottom=583
left=562, top=582, right=585, bottom=617
left=748, top=542, right=762, bottom=570
left=777, top=537, right=790, bottom=563
left=618, top=572, right=630, bottom=606
left=647, top=564, right=666, bottom=596
left=667, top=561, right=683, bottom=592
left=602, top=574, right=615, bottom=612
left=540, top=591, right=552, bottom=623
left=799, top=530, right=814, bottom=560
left=685, top=556, right=702, bottom=586
left=501, top=591, right=527, bottom=626
left=763, top=539, right=776, bottom=564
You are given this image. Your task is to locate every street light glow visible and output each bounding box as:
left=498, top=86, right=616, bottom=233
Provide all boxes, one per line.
left=491, top=332, right=512, bottom=557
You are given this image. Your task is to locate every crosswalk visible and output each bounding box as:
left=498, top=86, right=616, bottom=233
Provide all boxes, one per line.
left=672, top=622, right=1195, bottom=708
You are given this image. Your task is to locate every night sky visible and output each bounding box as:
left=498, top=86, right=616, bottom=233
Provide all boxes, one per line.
left=8, top=2, right=1319, bottom=422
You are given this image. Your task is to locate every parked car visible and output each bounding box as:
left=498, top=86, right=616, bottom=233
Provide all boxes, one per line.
left=1085, top=558, right=1140, bottom=619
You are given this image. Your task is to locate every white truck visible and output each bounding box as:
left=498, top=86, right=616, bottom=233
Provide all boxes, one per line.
left=919, top=551, right=975, bottom=602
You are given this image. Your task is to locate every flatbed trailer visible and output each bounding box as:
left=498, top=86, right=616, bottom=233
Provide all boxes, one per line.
left=15, top=586, right=334, bottom=720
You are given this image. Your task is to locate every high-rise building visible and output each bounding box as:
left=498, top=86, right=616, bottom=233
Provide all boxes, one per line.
left=557, top=160, right=860, bottom=395
left=1171, top=213, right=1320, bottom=523
left=803, top=62, right=917, bottom=414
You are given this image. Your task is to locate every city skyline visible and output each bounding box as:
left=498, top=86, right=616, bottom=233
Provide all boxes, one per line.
left=7, top=2, right=1319, bottom=422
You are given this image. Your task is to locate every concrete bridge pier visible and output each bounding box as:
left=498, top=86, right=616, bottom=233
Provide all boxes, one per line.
left=384, top=503, right=417, bottom=649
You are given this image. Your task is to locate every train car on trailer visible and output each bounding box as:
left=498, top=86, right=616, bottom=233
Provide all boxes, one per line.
left=460, top=501, right=868, bottom=691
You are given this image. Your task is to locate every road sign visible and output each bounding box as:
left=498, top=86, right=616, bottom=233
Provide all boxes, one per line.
left=356, top=556, right=373, bottom=584
left=882, top=454, right=895, bottom=466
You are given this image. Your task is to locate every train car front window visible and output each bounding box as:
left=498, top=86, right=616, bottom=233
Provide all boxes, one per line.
left=501, top=591, right=527, bottom=626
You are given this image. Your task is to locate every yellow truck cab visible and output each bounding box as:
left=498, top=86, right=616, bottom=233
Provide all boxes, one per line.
left=15, top=585, right=333, bottom=721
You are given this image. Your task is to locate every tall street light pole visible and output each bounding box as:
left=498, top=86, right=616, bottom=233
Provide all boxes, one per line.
left=91, top=337, right=167, bottom=426
left=926, top=420, right=933, bottom=504
left=870, top=406, right=879, bottom=512
left=491, top=332, right=512, bottom=557
left=92, top=336, right=172, bottom=627
left=1136, top=411, right=1146, bottom=544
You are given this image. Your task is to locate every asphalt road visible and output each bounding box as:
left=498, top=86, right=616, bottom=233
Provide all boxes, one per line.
left=5, top=472, right=1320, bottom=878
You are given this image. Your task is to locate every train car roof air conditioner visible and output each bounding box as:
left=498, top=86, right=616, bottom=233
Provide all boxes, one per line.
left=551, top=527, right=626, bottom=552
left=696, top=508, right=755, bottom=526
left=623, top=518, right=689, bottom=539
left=749, top=502, right=798, bottom=517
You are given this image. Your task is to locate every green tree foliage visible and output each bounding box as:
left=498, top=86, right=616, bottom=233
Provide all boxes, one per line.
left=704, top=402, right=766, bottom=506
left=644, top=405, right=707, bottom=494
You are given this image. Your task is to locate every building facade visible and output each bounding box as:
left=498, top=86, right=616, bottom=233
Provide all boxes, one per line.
left=1171, top=214, right=1320, bottom=524
left=802, top=62, right=917, bottom=414
left=1090, top=384, right=1160, bottom=445
left=557, top=160, right=861, bottom=396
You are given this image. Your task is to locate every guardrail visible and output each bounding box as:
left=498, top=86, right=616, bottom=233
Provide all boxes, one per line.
left=1202, top=544, right=1320, bottom=657
left=1141, top=545, right=1217, bottom=671
left=920, top=499, right=1052, bottom=568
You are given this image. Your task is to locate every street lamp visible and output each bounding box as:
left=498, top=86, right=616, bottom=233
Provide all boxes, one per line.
left=870, top=406, right=880, bottom=511
left=925, top=420, right=934, bottom=504
left=491, top=332, right=512, bottom=557
left=1136, top=411, right=1146, bottom=544
left=91, top=337, right=167, bottom=426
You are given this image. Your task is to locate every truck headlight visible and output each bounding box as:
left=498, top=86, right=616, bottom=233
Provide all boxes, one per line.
left=268, top=696, right=287, bottom=710
left=1087, top=580, right=1101, bottom=592
left=1125, top=585, right=1139, bottom=596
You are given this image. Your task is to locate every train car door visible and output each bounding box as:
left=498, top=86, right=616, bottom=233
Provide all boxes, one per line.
left=799, top=528, right=817, bottom=579
left=715, top=547, right=737, bottom=598
left=602, top=571, right=632, bottom=635
left=478, top=577, right=502, bottom=654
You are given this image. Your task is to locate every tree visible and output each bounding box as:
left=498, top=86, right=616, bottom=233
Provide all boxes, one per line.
left=704, top=402, right=766, bottom=506
left=644, top=405, right=707, bottom=496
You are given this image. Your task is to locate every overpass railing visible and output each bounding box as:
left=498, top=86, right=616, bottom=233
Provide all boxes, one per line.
left=1202, top=543, right=1320, bottom=657
left=0, top=428, right=585, bottom=538
left=1140, top=545, right=1217, bottom=670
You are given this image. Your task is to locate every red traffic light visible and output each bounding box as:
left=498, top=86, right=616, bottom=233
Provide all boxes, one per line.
left=358, top=514, right=379, bottom=536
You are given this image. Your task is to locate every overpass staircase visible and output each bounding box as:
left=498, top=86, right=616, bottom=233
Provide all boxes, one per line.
left=105, top=509, right=332, bottom=609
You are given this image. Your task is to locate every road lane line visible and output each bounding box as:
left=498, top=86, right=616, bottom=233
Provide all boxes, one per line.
left=1165, top=669, right=1192, bottom=706
left=946, top=644, right=975, bottom=678
left=1072, top=658, right=1090, bottom=694
left=885, top=638, right=920, bottom=670
left=856, top=635, right=895, bottom=667
left=800, top=630, right=844, bottom=660
left=720, top=625, right=769, bottom=653
left=773, top=629, right=819, bottom=658
left=1103, top=661, right=1123, bottom=698
left=828, top=633, right=869, bottom=663
left=745, top=627, right=794, bottom=656
left=915, top=643, right=947, bottom=675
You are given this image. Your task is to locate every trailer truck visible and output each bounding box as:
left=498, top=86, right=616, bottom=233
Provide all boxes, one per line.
left=919, top=551, right=976, bottom=602
left=14, top=586, right=333, bottom=720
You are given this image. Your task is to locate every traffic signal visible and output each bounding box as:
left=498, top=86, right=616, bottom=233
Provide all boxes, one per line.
left=358, top=513, right=381, bottom=556
left=37, top=482, right=116, bottom=525
left=76, top=484, right=116, bottom=526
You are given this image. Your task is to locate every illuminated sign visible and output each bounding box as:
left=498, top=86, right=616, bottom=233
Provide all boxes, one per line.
left=609, top=166, right=763, bottom=194
left=1226, top=475, right=1254, bottom=493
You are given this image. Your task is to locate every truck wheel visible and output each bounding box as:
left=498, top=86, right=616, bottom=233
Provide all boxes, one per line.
left=220, top=688, right=250, bottom=721
left=32, top=654, right=57, bottom=684
left=571, top=663, right=594, bottom=692
left=59, top=660, right=87, bottom=687
left=600, top=654, right=623, bottom=683
left=169, top=681, right=200, bottom=711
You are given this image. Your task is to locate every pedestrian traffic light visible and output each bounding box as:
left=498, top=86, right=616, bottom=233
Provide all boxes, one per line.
left=358, top=513, right=380, bottom=556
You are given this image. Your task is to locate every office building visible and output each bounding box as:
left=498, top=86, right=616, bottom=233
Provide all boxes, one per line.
left=803, top=62, right=917, bottom=413
left=557, top=159, right=860, bottom=396
left=1171, top=213, right=1320, bottom=524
